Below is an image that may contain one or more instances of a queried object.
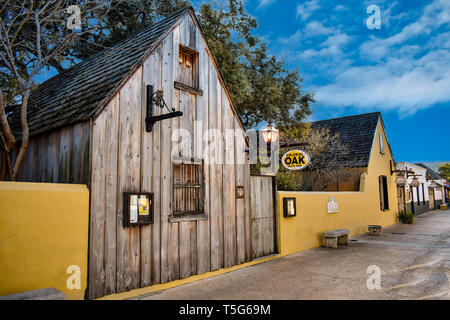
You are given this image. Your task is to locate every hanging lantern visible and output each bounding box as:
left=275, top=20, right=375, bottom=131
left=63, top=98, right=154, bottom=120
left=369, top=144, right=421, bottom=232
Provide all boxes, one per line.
left=261, top=124, right=279, bottom=144
left=396, top=175, right=406, bottom=187
left=410, top=177, right=420, bottom=188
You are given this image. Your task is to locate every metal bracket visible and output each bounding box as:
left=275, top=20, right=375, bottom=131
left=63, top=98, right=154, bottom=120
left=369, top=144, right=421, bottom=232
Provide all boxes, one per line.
left=145, top=85, right=183, bottom=132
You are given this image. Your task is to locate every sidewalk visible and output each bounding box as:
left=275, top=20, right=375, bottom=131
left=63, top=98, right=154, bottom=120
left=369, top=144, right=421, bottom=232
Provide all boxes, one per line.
left=135, top=210, right=450, bottom=300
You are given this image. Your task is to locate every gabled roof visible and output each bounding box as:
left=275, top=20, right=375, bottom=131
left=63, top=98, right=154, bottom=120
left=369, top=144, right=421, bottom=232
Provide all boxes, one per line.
left=414, top=163, right=444, bottom=180
left=310, top=112, right=382, bottom=167
left=11, top=7, right=192, bottom=137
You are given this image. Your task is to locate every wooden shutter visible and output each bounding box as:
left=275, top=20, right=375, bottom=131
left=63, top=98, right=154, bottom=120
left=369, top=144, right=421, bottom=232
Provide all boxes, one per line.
left=379, top=175, right=389, bottom=210
left=382, top=176, right=389, bottom=210
left=379, top=176, right=384, bottom=210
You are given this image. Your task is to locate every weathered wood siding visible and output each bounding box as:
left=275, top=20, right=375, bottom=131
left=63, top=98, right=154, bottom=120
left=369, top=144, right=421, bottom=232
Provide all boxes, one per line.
left=10, top=121, right=91, bottom=184
left=88, top=15, right=251, bottom=299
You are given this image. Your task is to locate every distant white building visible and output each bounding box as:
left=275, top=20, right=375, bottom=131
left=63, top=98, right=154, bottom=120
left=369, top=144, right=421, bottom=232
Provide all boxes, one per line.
left=415, top=163, right=447, bottom=209
left=396, top=162, right=429, bottom=215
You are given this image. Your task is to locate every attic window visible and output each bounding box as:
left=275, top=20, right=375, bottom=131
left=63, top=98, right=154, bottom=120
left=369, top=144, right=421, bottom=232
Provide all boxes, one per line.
left=177, top=45, right=199, bottom=91
left=379, top=133, right=385, bottom=154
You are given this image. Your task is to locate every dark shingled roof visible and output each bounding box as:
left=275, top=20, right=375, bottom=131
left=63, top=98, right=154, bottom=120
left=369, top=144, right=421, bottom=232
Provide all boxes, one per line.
left=11, top=7, right=192, bottom=137
left=310, top=112, right=381, bottom=168
left=414, top=163, right=444, bottom=180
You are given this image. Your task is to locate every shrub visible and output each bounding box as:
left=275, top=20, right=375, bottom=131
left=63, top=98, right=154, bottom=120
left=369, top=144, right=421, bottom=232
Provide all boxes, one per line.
left=398, top=210, right=415, bottom=224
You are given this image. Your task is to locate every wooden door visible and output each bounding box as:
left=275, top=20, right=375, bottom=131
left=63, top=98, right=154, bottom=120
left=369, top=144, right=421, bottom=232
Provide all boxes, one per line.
left=429, top=188, right=435, bottom=210
left=250, top=175, right=276, bottom=259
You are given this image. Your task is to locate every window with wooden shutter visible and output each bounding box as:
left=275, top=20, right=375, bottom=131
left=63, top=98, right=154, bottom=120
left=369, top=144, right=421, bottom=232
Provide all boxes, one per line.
left=177, top=45, right=198, bottom=89
left=172, top=162, right=204, bottom=216
left=379, top=175, right=389, bottom=210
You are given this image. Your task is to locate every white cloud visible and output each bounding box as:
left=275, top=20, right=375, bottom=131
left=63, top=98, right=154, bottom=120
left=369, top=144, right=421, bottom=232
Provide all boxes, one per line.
left=312, top=0, right=450, bottom=114
left=298, top=32, right=351, bottom=59
left=361, top=0, right=450, bottom=60
left=278, top=21, right=333, bottom=44
left=334, top=5, right=347, bottom=11
left=316, top=49, right=450, bottom=114
left=305, top=21, right=334, bottom=36
left=296, top=0, right=321, bottom=21
left=257, top=0, right=277, bottom=10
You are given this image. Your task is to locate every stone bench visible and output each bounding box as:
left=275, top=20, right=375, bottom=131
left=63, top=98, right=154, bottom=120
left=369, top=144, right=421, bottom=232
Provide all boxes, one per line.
left=0, top=288, right=66, bottom=300
left=324, top=229, right=349, bottom=248
left=368, top=225, right=382, bottom=236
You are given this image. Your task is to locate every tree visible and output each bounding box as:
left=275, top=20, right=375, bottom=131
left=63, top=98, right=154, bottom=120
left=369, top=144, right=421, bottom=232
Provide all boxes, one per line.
left=0, top=0, right=113, bottom=180
left=70, top=0, right=189, bottom=62
left=197, top=0, right=314, bottom=128
left=49, top=0, right=315, bottom=129
left=438, top=163, right=450, bottom=181
left=277, top=126, right=361, bottom=191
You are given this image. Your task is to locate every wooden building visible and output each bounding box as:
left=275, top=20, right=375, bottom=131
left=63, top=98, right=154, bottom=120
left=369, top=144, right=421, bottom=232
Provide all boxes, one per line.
left=5, top=7, right=255, bottom=299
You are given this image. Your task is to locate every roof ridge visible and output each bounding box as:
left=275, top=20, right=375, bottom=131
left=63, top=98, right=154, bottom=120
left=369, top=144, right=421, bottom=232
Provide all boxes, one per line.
left=310, top=111, right=381, bottom=124
left=414, top=163, right=444, bottom=179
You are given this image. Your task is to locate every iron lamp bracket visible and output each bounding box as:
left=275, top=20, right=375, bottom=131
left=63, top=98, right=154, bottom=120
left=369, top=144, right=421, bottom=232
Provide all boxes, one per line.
left=145, top=85, right=183, bottom=132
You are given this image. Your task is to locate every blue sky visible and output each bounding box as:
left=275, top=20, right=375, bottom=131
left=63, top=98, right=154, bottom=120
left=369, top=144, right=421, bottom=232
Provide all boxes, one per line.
left=194, top=0, right=450, bottom=162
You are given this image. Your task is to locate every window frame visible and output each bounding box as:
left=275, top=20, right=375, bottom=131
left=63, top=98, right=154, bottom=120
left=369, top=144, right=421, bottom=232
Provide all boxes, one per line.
left=177, top=45, right=199, bottom=90
left=379, top=133, right=385, bottom=154
left=171, top=160, right=205, bottom=218
left=378, top=175, right=390, bottom=211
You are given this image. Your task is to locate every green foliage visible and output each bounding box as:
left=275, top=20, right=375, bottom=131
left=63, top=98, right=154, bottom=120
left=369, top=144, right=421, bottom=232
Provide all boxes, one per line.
left=438, top=163, right=450, bottom=180
left=398, top=210, right=415, bottom=224
left=197, top=0, right=314, bottom=128
left=72, top=0, right=190, bottom=61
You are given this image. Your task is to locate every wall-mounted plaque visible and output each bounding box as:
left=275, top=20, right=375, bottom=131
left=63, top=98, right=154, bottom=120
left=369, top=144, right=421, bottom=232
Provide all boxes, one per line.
left=283, top=198, right=297, bottom=217
left=236, top=186, right=244, bottom=198
left=327, top=196, right=338, bottom=214
left=123, top=192, right=154, bottom=227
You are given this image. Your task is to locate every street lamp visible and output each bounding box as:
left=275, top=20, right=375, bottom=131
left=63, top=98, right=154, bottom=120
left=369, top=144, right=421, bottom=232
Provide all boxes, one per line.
left=261, top=123, right=279, bottom=158
left=410, top=177, right=420, bottom=188
left=395, top=175, right=406, bottom=187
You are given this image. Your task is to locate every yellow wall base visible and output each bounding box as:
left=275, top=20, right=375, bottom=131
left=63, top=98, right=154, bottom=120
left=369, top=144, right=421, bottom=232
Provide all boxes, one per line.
left=0, top=182, right=89, bottom=300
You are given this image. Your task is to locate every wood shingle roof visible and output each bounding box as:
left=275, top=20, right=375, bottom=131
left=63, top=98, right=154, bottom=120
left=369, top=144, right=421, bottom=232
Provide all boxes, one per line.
left=310, top=112, right=381, bottom=168
left=11, top=7, right=192, bottom=137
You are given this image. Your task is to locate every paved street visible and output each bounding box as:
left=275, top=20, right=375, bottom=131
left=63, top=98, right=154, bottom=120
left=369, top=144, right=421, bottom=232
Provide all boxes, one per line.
left=136, top=210, right=450, bottom=300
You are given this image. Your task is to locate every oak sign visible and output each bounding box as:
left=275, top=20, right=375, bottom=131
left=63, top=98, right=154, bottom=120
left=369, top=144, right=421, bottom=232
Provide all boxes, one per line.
left=281, top=150, right=310, bottom=171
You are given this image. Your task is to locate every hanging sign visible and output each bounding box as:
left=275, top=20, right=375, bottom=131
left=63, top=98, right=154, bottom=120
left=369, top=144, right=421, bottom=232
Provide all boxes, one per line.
left=281, top=149, right=310, bottom=171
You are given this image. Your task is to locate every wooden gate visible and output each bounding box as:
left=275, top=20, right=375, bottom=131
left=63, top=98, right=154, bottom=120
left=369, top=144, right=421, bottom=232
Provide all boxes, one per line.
left=250, top=175, right=277, bottom=259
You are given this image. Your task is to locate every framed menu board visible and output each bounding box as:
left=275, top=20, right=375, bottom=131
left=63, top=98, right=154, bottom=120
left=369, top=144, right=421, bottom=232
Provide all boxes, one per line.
left=123, top=192, right=154, bottom=226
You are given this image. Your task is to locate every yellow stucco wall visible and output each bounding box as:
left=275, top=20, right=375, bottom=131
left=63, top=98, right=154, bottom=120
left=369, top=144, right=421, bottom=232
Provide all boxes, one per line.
left=0, top=182, right=89, bottom=300
left=278, top=119, right=399, bottom=256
